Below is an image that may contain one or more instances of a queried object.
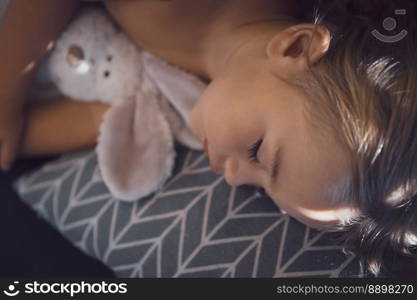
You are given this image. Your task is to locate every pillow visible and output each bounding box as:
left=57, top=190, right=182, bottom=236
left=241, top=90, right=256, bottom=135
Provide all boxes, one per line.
left=13, top=143, right=366, bottom=277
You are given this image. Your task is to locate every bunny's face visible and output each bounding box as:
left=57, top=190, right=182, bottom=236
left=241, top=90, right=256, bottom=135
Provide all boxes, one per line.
left=49, top=39, right=102, bottom=101
left=48, top=8, right=118, bottom=101
left=95, top=34, right=144, bottom=104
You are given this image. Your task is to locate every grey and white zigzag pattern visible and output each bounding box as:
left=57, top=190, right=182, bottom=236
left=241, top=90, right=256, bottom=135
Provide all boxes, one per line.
left=14, top=145, right=369, bottom=277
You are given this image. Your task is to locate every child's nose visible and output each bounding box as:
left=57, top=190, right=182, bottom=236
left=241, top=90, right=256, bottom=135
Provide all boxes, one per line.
left=223, top=157, right=260, bottom=187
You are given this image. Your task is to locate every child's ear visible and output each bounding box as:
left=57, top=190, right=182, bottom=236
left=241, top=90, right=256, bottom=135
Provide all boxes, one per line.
left=266, top=24, right=331, bottom=77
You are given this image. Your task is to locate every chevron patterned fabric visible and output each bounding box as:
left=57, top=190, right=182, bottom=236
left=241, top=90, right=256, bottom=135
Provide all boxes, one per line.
left=13, top=144, right=369, bottom=277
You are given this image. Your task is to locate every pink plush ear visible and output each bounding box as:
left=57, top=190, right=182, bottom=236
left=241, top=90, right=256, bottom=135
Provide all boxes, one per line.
left=96, top=90, right=175, bottom=201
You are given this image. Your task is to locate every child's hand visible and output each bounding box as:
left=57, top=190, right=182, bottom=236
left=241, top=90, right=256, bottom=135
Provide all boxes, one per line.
left=0, top=105, right=25, bottom=172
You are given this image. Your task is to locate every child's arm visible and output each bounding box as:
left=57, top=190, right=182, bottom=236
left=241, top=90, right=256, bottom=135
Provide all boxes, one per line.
left=20, top=99, right=110, bottom=157
left=0, top=0, right=80, bottom=170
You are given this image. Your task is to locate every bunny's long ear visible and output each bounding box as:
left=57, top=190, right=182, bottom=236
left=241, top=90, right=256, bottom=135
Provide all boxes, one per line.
left=97, top=91, right=175, bottom=202
left=157, top=96, right=203, bottom=150
left=142, top=52, right=207, bottom=150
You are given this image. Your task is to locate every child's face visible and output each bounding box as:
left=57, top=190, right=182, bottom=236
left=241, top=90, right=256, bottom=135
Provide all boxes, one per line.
left=191, top=58, right=355, bottom=229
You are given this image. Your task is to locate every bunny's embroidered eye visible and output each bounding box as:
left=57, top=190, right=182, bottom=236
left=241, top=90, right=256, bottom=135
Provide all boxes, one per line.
left=104, top=70, right=110, bottom=78
left=107, top=55, right=113, bottom=62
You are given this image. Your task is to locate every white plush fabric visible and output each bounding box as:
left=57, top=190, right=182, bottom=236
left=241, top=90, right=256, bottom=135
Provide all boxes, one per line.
left=32, top=7, right=206, bottom=202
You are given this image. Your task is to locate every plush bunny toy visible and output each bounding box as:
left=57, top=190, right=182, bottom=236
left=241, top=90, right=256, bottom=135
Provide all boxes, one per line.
left=33, top=7, right=206, bottom=201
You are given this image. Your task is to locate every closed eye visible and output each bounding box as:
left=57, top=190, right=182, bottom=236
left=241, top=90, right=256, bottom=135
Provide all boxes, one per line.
left=248, top=139, right=263, bottom=163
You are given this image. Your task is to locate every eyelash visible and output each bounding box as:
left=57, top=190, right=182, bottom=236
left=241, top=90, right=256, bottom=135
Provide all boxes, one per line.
left=248, top=139, right=263, bottom=163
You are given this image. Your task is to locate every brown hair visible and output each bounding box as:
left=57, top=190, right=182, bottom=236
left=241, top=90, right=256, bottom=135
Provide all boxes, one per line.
left=295, top=0, right=417, bottom=275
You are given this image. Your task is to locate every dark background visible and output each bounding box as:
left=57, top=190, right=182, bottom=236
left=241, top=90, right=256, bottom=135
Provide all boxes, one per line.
left=0, top=156, right=114, bottom=277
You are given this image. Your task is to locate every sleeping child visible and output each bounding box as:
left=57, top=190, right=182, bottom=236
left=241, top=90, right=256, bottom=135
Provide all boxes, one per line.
left=1, top=0, right=416, bottom=275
